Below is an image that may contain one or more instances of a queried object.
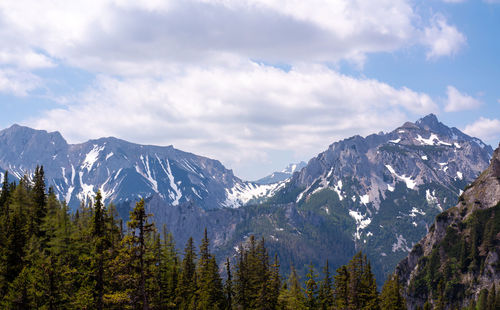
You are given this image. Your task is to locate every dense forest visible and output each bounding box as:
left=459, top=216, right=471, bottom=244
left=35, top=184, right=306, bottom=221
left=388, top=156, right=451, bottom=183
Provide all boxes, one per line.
left=0, top=166, right=494, bottom=309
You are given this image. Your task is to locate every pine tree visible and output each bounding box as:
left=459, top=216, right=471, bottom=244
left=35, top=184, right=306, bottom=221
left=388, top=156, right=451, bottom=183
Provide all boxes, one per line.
left=359, top=257, right=379, bottom=310
left=380, top=274, right=406, bottom=310
left=128, top=198, right=155, bottom=310
left=305, top=263, right=319, bottom=309
left=318, top=260, right=334, bottom=310
left=268, top=254, right=281, bottom=309
left=177, top=237, right=198, bottom=308
left=92, top=191, right=106, bottom=310
left=32, top=165, right=47, bottom=236
left=196, top=228, right=224, bottom=310
left=277, top=266, right=306, bottom=310
left=0, top=170, right=10, bottom=212
left=334, top=265, right=349, bottom=310
left=224, top=258, right=233, bottom=310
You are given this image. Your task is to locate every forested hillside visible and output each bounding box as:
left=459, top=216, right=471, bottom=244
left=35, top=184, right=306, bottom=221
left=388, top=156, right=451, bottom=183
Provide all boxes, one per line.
left=0, top=167, right=408, bottom=309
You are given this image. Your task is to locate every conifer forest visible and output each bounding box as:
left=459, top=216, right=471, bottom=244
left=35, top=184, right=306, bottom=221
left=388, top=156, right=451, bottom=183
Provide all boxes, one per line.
left=0, top=167, right=413, bottom=309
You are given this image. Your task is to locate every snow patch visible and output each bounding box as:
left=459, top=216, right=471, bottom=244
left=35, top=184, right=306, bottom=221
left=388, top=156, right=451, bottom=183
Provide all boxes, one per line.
left=456, top=171, right=463, bottom=180
left=421, top=155, right=428, bottom=160
left=333, top=180, right=343, bottom=201
left=389, top=138, right=401, bottom=144
left=360, top=194, right=370, bottom=205
left=416, top=134, right=452, bottom=146
left=410, top=207, right=426, bottom=217
left=82, top=145, right=105, bottom=172
left=225, top=182, right=282, bottom=208
left=61, top=167, right=68, bottom=185
left=387, top=184, right=394, bottom=192
left=160, top=158, right=182, bottom=206
left=349, top=210, right=371, bottom=240
left=106, top=152, right=114, bottom=160
left=385, top=165, right=416, bottom=189
left=454, top=143, right=461, bottom=149
left=77, top=171, right=95, bottom=205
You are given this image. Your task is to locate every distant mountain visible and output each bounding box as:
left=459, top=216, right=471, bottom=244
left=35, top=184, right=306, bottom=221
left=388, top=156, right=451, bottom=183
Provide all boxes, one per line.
left=396, top=143, right=500, bottom=309
left=254, top=161, right=307, bottom=184
left=0, top=125, right=281, bottom=211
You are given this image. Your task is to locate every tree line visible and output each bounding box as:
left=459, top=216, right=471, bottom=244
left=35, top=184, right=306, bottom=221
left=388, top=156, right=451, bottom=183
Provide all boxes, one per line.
left=0, top=167, right=408, bottom=309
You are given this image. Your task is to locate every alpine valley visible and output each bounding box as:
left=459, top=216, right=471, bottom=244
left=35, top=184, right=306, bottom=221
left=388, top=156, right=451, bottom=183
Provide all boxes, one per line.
left=0, top=114, right=493, bottom=283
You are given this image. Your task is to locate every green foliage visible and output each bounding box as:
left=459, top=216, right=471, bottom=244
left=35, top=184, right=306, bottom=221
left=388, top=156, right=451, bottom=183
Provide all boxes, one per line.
left=333, top=251, right=381, bottom=310
left=380, top=274, right=406, bottom=310
left=0, top=167, right=415, bottom=310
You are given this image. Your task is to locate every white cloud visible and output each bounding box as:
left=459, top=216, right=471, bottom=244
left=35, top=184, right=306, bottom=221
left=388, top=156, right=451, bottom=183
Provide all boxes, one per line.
left=444, top=86, right=481, bottom=112
left=0, top=0, right=464, bottom=75
left=442, top=0, right=466, bottom=3
left=0, top=69, right=41, bottom=96
left=31, top=63, right=437, bottom=177
left=464, top=117, right=500, bottom=145
left=421, top=14, right=466, bottom=59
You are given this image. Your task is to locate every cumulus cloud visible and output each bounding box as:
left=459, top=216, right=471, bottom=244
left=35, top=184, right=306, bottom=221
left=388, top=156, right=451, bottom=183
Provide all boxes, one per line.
left=0, top=69, right=41, bottom=96
left=444, top=86, right=481, bottom=112
left=464, top=117, right=500, bottom=145
left=31, top=63, right=437, bottom=177
left=421, top=14, right=466, bottom=59
left=0, top=0, right=464, bottom=75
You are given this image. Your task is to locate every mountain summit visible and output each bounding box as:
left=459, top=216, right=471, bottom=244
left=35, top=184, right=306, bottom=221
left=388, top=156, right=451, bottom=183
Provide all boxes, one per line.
left=0, top=124, right=280, bottom=211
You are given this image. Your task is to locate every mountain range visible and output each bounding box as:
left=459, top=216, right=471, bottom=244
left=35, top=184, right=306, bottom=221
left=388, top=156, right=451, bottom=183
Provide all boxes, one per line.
left=0, top=114, right=494, bottom=283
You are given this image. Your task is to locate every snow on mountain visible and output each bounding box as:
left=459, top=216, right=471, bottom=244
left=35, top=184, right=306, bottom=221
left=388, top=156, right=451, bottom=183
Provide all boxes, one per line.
left=271, top=113, right=493, bottom=279
left=0, top=125, right=274, bottom=211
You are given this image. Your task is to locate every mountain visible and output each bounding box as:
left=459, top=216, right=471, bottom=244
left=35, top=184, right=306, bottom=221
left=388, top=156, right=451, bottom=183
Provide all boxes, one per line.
left=254, top=161, right=307, bottom=184
left=261, top=113, right=494, bottom=280
left=396, top=143, right=500, bottom=309
left=0, top=115, right=494, bottom=284
left=0, top=124, right=281, bottom=211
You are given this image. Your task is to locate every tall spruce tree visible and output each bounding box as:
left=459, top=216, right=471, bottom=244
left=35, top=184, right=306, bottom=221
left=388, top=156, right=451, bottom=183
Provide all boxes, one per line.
left=128, top=198, right=155, bottom=310
left=380, top=274, right=406, bottom=310
left=305, top=263, right=319, bottom=309
left=177, top=237, right=198, bottom=308
left=318, top=260, right=334, bottom=310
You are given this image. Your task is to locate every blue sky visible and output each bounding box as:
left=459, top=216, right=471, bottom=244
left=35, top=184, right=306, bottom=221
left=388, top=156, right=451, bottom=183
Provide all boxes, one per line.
left=0, top=0, right=499, bottom=180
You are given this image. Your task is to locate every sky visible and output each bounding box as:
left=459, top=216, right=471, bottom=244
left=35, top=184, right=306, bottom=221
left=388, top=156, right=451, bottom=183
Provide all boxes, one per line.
left=0, top=0, right=499, bottom=181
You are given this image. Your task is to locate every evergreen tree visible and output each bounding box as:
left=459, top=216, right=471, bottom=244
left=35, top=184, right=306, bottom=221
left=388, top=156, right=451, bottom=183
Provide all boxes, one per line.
left=334, top=265, right=349, bottom=309
left=277, top=266, right=306, bottom=310
left=0, top=170, right=9, bottom=211
left=196, top=228, right=224, bottom=310
left=92, top=191, right=106, bottom=310
left=177, top=237, right=198, bottom=308
left=318, top=260, right=334, bottom=310
left=304, top=263, right=319, bottom=309
left=224, top=258, right=233, bottom=310
left=380, top=274, right=406, bottom=310
left=32, top=165, right=47, bottom=236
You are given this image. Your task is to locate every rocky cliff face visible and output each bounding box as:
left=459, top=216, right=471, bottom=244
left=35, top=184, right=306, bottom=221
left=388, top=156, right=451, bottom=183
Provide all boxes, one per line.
left=396, top=144, right=500, bottom=309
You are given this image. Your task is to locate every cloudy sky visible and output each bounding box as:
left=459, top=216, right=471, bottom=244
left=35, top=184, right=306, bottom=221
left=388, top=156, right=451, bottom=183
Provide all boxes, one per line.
left=0, top=0, right=499, bottom=180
